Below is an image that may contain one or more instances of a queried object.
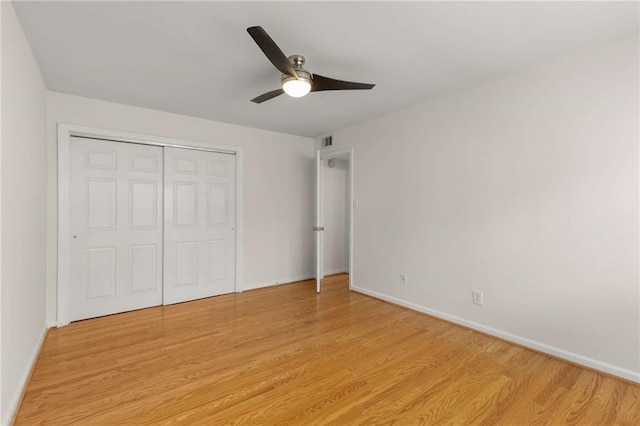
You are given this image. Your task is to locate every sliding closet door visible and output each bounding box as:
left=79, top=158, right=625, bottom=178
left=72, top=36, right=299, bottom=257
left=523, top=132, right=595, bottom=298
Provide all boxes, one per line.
left=69, top=137, right=163, bottom=321
left=163, top=147, right=236, bottom=304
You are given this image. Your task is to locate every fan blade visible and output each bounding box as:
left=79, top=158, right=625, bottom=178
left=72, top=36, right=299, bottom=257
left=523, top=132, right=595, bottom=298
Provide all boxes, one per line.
left=311, top=74, right=375, bottom=92
left=251, top=88, right=285, bottom=104
left=247, top=26, right=298, bottom=79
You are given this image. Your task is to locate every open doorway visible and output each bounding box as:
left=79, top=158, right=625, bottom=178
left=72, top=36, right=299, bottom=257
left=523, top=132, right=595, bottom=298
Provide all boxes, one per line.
left=315, top=148, right=353, bottom=293
left=321, top=157, right=349, bottom=276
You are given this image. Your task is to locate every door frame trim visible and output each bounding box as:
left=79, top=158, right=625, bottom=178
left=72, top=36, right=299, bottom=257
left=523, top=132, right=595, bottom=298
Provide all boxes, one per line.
left=57, top=123, right=244, bottom=326
left=316, top=146, right=354, bottom=291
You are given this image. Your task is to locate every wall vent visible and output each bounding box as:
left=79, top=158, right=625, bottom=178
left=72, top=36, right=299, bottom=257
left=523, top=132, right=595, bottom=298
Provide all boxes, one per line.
left=322, top=135, right=333, bottom=147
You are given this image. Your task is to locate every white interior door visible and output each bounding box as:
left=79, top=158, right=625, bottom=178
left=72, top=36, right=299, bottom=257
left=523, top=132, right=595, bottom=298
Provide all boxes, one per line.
left=315, top=150, right=322, bottom=293
left=70, top=137, right=163, bottom=321
left=163, top=147, right=236, bottom=304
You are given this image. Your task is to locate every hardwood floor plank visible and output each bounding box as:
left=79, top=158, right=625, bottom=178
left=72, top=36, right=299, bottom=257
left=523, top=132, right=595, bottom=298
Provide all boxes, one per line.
left=14, top=274, right=639, bottom=425
left=616, top=383, right=640, bottom=425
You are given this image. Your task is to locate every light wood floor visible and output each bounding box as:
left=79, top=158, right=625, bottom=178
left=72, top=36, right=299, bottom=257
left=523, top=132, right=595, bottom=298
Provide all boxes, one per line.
left=15, top=274, right=640, bottom=425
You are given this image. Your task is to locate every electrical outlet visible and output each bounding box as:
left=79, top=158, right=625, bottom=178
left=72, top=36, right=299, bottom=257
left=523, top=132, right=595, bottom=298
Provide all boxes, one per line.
left=472, top=290, right=483, bottom=306
left=400, top=273, right=407, bottom=285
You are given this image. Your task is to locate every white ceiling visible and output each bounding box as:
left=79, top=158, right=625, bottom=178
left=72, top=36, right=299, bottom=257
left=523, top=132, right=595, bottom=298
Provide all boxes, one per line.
left=13, top=1, right=639, bottom=138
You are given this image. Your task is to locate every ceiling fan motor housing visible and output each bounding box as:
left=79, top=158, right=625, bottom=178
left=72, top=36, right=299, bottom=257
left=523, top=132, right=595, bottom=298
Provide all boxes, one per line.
left=282, top=55, right=313, bottom=86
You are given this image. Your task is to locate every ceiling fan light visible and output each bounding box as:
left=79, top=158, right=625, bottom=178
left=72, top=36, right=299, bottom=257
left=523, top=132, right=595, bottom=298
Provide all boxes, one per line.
left=282, top=75, right=311, bottom=97
left=282, top=68, right=311, bottom=98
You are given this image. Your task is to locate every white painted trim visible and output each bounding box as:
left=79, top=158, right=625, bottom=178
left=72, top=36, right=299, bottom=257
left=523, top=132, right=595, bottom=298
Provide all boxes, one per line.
left=57, top=124, right=239, bottom=153
left=235, top=149, right=244, bottom=294
left=2, top=326, right=48, bottom=426
left=56, top=123, right=244, bottom=326
left=323, top=268, right=349, bottom=276
left=243, top=275, right=315, bottom=291
left=57, top=124, right=71, bottom=327
left=352, top=285, right=640, bottom=384
left=318, top=147, right=355, bottom=292
left=348, top=150, right=354, bottom=291
left=314, top=151, right=321, bottom=292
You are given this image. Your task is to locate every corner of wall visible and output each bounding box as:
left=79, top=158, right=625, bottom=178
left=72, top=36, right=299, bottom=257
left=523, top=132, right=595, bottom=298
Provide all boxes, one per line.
left=1, top=1, right=49, bottom=423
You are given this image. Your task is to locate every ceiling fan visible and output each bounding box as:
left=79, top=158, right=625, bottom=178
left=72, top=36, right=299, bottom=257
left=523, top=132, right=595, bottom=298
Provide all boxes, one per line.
left=247, top=26, right=376, bottom=103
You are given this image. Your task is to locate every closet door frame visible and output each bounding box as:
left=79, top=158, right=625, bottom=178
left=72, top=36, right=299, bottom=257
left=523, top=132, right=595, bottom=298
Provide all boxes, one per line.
left=57, top=123, right=244, bottom=327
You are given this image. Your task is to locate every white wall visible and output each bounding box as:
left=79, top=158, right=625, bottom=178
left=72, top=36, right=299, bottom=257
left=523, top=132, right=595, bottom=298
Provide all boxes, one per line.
left=46, top=92, right=315, bottom=324
left=327, top=36, right=640, bottom=381
left=322, top=159, right=348, bottom=275
left=1, top=2, right=48, bottom=423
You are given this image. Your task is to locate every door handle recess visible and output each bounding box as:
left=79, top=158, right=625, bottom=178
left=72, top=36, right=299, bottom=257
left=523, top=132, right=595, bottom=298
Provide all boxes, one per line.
left=313, top=227, right=325, bottom=231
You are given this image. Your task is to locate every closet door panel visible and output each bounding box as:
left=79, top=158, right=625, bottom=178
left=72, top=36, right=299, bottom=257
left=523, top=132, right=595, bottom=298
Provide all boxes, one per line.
left=69, top=137, right=163, bottom=321
left=164, top=147, right=236, bottom=304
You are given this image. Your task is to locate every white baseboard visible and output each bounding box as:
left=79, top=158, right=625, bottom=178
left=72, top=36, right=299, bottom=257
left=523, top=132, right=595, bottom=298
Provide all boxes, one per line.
left=351, top=285, right=640, bottom=384
left=242, top=274, right=315, bottom=291
left=3, top=325, right=49, bottom=426
left=323, top=268, right=349, bottom=276
left=46, top=319, right=58, bottom=328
